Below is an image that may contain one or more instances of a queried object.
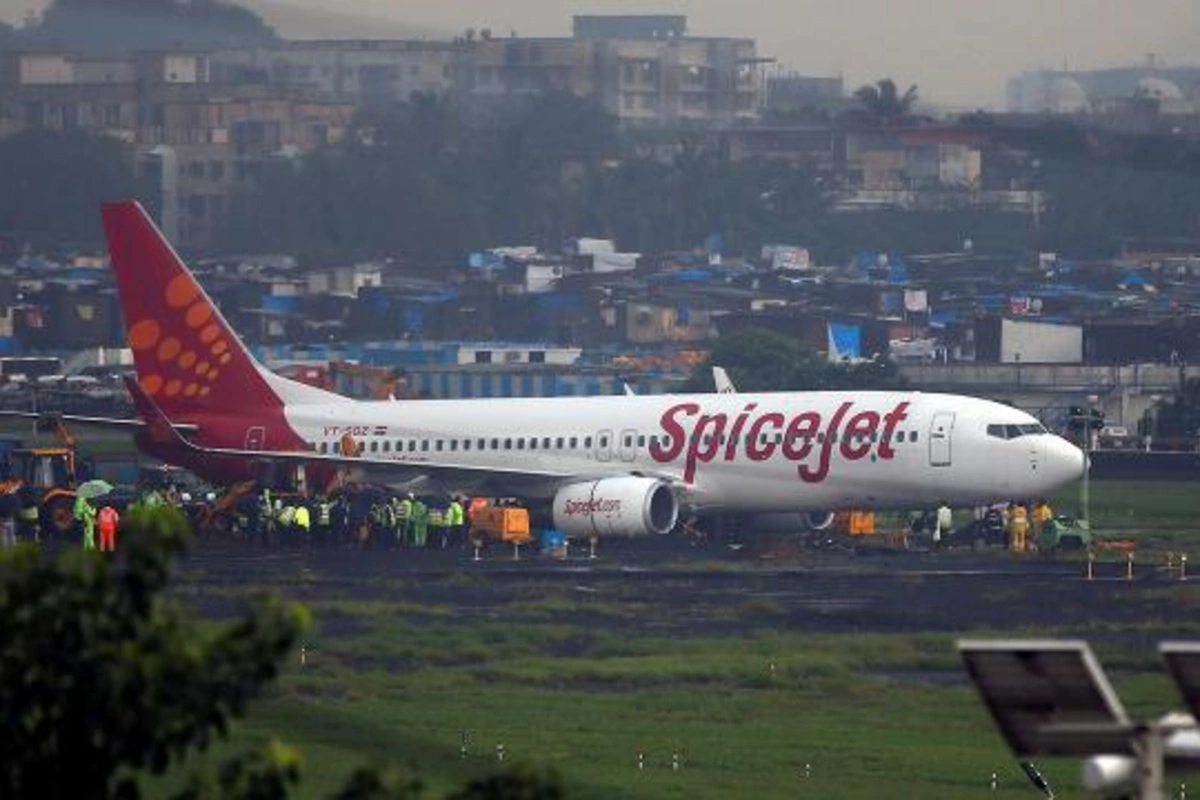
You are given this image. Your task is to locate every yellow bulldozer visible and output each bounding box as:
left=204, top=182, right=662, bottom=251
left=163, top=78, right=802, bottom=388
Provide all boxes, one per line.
left=0, top=415, right=80, bottom=534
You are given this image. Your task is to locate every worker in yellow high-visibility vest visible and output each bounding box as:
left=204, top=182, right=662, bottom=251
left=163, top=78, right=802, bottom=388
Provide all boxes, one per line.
left=1008, top=501, right=1029, bottom=553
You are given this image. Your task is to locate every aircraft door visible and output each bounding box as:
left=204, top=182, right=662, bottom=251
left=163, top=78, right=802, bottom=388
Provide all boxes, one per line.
left=244, top=426, right=266, bottom=450
left=618, top=429, right=637, bottom=462
left=594, top=429, right=613, bottom=462
left=928, top=412, right=955, bottom=467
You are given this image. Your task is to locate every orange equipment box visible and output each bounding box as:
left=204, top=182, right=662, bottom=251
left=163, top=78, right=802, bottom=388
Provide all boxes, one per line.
left=469, top=506, right=531, bottom=544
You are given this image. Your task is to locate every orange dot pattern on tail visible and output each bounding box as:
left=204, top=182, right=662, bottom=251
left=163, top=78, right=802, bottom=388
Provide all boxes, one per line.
left=128, top=280, right=232, bottom=399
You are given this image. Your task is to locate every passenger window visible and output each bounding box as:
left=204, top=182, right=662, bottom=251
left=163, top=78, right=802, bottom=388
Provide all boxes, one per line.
left=585, top=436, right=593, bottom=448
left=624, top=435, right=633, bottom=447
left=436, top=440, right=444, bottom=452
left=543, top=437, right=551, bottom=449
left=517, top=439, right=525, bottom=450
left=449, top=440, right=458, bottom=451
left=463, top=440, right=471, bottom=451
left=382, top=441, right=390, bottom=452
left=911, top=432, right=919, bottom=442
left=421, top=440, right=429, bottom=452
left=504, top=438, right=512, bottom=449
left=556, top=437, right=564, bottom=449
left=478, top=438, right=486, bottom=449
left=491, top=438, right=499, bottom=449
left=530, top=438, right=538, bottom=450
left=369, top=441, right=378, bottom=453
left=638, top=435, right=646, bottom=447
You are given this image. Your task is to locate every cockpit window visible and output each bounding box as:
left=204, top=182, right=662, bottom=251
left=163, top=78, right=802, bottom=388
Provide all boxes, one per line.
left=987, top=422, right=1049, bottom=439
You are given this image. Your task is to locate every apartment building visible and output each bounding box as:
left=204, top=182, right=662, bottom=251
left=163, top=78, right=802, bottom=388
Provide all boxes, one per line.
left=0, top=50, right=354, bottom=248
left=459, top=15, right=764, bottom=126
left=209, top=40, right=461, bottom=104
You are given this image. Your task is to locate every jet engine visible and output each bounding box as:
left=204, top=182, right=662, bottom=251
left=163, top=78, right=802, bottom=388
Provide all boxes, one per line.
left=552, top=477, right=678, bottom=537
left=804, top=510, right=836, bottom=530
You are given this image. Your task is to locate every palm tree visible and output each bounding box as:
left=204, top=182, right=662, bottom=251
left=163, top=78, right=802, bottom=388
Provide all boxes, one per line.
left=854, top=78, right=919, bottom=127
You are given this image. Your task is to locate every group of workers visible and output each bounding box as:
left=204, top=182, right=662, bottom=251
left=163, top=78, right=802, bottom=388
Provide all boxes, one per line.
left=918, top=498, right=1054, bottom=553
left=71, top=495, right=120, bottom=551
left=246, top=488, right=472, bottom=550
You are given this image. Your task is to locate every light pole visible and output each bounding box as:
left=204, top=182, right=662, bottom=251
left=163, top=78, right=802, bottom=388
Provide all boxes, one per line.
left=1081, top=394, right=1099, bottom=523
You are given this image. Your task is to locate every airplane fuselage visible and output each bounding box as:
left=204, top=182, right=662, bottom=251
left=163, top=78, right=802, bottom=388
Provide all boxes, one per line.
left=260, top=389, right=1084, bottom=512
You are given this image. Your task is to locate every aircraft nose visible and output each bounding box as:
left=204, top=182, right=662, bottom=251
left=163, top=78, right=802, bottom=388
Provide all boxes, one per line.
left=1046, top=437, right=1087, bottom=486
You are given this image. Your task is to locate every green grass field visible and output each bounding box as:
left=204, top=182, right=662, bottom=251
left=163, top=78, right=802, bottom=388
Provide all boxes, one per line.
left=156, top=562, right=1200, bottom=800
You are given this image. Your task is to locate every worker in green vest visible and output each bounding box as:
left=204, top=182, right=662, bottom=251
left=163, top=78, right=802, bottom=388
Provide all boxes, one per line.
left=74, top=495, right=97, bottom=550
left=17, top=490, right=40, bottom=543
left=411, top=498, right=429, bottom=548
left=447, top=496, right=465, bottom=549
left=390, top=495, right=410, bottom=548
left=315, top=495, right=333, bottom=546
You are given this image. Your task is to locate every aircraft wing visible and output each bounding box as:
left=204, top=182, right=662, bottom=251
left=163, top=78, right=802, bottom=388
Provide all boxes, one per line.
left=123, top=376, right=618, bottom=492
left=0, top=409, right=199, bottom=433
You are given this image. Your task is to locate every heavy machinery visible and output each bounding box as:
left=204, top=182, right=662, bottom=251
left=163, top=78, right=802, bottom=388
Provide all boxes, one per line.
left=0, top=415, right=79, bottom=534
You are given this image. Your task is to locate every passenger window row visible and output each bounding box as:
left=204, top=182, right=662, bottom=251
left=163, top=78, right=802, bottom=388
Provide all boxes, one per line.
left=311, top=428, right=923, bottom=455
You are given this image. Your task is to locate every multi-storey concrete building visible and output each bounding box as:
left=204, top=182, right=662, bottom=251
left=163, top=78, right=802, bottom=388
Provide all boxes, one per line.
left=0, top=49, right=354, bottom=248
left=209, top=40, right=461, bottom=105
left=459, top=15, right=764, bottom=126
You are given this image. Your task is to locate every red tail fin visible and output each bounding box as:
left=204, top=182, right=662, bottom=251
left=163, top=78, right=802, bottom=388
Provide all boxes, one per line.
left=102, top=200, right=283, bottom=418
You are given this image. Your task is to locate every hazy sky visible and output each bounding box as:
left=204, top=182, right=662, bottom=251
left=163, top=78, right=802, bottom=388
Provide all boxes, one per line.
left=3, top=0, right=1198, bottom=107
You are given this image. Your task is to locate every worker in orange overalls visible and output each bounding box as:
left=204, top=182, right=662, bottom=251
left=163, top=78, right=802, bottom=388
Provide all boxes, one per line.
left=98, top=504, right=119, bottom=552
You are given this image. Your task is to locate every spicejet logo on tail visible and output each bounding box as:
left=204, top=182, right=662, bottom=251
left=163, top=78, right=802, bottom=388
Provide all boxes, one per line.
left=649, top=401, right=911, bottom=484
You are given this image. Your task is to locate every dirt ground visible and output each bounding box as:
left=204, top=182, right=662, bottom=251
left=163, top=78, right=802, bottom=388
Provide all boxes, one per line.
left=172, top=535, right=1197, bottom=638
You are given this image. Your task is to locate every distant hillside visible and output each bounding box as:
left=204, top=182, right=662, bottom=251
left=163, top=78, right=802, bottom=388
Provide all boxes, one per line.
left=239, top=0, right=445, bottom=41
left=19, top=0, right=277, bottom=53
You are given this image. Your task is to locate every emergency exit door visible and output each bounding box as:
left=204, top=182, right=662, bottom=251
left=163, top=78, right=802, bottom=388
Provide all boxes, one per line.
left=928, top=411, right=955, bottom=467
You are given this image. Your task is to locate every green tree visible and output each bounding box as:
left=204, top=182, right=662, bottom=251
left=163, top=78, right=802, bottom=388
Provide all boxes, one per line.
left=23, top=0, right=276, bottom=53
left=0, top=506, right=566, bottom=799
left=1155, top=377, right=1200, bottom=442
left=853, top=79, right=919, bottom=127
left=0, top=506, right=306, bottom=798
left=0, top=128, right=137, bottom=245
left=683, top=329, right=904, bottom=393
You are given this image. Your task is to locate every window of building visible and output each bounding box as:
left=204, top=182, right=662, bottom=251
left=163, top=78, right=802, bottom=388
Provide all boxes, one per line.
left=529, top=351, right=545, bottom=364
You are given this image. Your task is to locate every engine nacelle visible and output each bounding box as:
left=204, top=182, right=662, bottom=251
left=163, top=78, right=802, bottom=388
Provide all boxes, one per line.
left=552, top=477, right=678, bottom=537
left=805, top=510, right=836, bottom=531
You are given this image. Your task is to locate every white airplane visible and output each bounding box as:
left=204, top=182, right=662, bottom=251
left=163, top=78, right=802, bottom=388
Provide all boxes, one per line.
left=103, top=200, right=1085, bottom=538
